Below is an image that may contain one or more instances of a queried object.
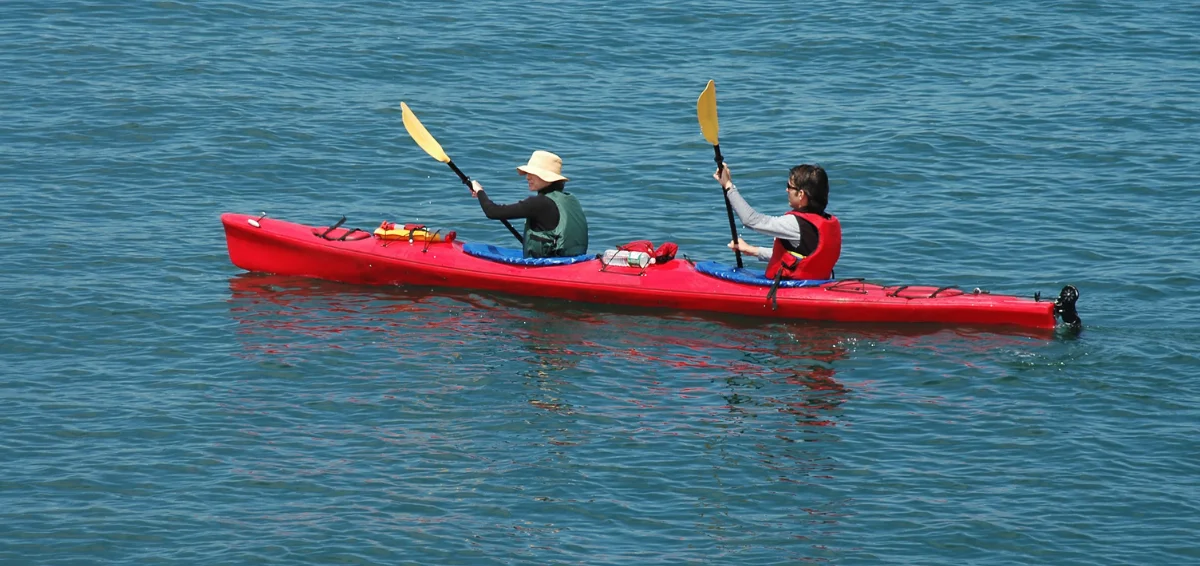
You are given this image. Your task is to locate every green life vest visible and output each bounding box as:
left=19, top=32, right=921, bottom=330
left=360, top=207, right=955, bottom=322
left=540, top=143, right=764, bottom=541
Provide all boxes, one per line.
left=523, top=190, right=589, bottom=258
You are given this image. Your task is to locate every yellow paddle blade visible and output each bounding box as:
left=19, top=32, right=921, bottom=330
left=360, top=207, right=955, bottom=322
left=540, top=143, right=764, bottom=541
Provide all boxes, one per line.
left=697, top=80, right=720, bottom=145
left=400, top=102, right=450, bottom=163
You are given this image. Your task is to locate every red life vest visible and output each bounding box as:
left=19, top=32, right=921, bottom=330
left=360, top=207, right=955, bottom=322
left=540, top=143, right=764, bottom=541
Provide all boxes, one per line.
left=764, top=211, right=842, bottom=280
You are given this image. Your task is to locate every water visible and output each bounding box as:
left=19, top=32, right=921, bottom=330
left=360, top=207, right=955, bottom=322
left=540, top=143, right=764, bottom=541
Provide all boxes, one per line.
left=3, top=1, right=1199, bottom=564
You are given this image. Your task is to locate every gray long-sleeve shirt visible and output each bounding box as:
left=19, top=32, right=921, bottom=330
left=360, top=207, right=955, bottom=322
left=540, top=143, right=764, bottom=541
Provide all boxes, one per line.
left=725, top=184, right=808, bottom=262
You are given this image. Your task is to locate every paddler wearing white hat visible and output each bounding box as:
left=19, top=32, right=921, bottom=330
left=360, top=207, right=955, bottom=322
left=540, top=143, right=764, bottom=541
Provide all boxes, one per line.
left=470, top=150, right=589, bottom=258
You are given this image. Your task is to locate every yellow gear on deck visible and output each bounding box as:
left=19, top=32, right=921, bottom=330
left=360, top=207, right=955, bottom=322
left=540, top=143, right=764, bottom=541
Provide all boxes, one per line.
left=373, top=223, right=452, bottom=242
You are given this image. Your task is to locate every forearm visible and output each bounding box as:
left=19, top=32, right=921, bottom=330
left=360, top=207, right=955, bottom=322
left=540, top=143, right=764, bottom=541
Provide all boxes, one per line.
left=477, top=191, right=533, bottom=220
left=725, top=185, right=804, bottom=240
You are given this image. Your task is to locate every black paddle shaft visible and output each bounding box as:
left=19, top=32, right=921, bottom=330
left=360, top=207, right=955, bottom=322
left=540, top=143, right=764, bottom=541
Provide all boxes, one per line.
left=446, top=160, right=524, bottom=245
left=713, top=145, right=744, bottom=268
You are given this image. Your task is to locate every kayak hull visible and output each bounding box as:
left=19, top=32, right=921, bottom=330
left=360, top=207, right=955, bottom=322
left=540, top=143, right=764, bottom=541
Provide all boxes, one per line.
left=221, top=213, right=1064, bottom=330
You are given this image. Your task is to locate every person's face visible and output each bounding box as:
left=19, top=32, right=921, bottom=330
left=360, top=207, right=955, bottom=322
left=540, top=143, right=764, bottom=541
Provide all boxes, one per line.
left=786, top=183, right=807, bottom=209
left=526, top=174, right=551, bottom=191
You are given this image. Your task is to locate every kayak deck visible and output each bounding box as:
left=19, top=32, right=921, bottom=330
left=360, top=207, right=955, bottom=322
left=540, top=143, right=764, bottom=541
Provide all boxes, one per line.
left=221, top=213, right=1079, bottom=331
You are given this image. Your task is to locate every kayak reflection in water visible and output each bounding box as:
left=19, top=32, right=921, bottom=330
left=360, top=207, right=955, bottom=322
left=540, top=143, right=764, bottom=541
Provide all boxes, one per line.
left=714, top=162, right=842, bottom=281
left=469, top=150, right=590, bottom=259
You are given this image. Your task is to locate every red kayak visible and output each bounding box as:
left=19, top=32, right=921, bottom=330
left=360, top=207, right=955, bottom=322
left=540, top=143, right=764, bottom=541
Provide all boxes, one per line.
left=220, top=213, right=1081, bottom=331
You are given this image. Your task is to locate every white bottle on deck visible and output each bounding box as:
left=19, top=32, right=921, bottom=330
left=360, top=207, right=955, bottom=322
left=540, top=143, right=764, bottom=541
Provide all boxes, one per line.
left=602, top=249, right=653, bottom=268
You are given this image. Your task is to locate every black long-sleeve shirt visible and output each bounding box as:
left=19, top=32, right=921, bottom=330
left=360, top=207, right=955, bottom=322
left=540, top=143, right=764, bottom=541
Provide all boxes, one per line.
left=476, top=189, right=560, bottom=232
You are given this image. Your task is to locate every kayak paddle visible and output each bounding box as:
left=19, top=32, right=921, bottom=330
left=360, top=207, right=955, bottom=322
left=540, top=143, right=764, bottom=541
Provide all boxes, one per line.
left=697, top=80, right=743, bottom=268
left=400, top=102, right=524, bottom=245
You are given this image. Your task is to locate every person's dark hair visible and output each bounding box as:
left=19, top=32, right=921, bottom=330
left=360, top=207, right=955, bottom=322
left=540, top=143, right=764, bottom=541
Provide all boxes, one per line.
left=789, top=164, right=828, bottom=214
left=543, top=180, right=566, bottom=192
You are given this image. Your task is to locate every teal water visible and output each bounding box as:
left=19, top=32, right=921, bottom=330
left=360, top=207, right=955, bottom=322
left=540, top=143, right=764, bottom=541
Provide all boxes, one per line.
left=3, top=1, right=1199, bottom=564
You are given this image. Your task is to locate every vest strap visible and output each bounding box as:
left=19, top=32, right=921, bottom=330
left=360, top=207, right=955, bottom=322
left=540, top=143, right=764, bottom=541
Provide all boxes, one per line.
left=766, top=270, right=783, bottom=310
